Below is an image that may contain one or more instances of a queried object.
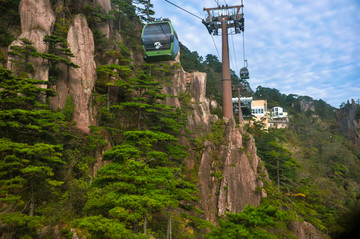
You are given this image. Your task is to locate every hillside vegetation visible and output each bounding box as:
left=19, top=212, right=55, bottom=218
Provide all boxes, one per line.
left=180, top=40, right=360, bottom=238
left=0, top=1, right=359, bottom=239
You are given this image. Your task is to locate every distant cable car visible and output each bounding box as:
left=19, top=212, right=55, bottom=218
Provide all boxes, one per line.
left=240, top=67, right=249, bottom=79
left=240, top=60, right=249, bottom=79
left=141, top=18, right=179, bottom=62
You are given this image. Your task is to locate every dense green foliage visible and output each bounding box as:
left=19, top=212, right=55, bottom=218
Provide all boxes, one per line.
left=0, top=66, right=67, bottom=237
left=40, top=34, right=80, bottom=84
left=244, top=88, right=360, bottom=237
left=7, top=38, right=38, bottom=76
left=206, top=203, right=295, bottom=239
left=80, top=55, right=201, bottom=237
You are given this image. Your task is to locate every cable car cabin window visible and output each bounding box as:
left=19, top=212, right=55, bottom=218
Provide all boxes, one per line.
left=143, top=23, right=172, bottom=51
left=172, top=31, right=179, bottom=56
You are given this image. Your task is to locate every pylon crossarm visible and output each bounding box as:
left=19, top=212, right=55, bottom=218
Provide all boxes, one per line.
left=203, top=5, right=244, bottom=23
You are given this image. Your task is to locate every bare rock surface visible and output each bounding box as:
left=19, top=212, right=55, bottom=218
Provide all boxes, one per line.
left=217, top=120, right=265, bottom=215
left=188, top=72, right=218, bottom=131
left=8, top=0, right=55, bottom=83
left=166, top=69, right=266, bottom=223
left=197, top=117, right=265, bottom=223
left=291, top=221, right=327, bottom=239
left=94, top=0, right=112, bottom=37
left=164, top=69, right=188, bottom=107
left=67, top=14, right=97, bottom=133
left=50, top=14, right=97, bottom=133
left=299, top=98, right=315, bottom=112
left=19, top=0, right=55, bottom=34
left=95, top=0, right=111, bottom=11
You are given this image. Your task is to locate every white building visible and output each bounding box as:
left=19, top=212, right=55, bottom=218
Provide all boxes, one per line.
left=272, top=106, right=288, bottom=117
left=231, top=99, right=289, bottom=129
left=268, top=106, right=289, bottom=128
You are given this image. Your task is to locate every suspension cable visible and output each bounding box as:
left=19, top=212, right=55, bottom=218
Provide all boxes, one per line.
left=242, top=31, right=246, bottom=67
left=163, top=0, right=225, bottom=62
left=241, top=0, right=246, bottom=67
left=229, top=49, right=234, bottom=74
left=231, top=32, right=239, bottom=75
left=211, top=34, right=221, bottom=60
left=164, top=0, right=203, bottom=20
left=228, top=32, right=235, bottom=74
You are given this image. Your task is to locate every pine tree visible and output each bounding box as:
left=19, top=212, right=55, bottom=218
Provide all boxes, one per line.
left=96, top=63, right=132, bottom=109
left=82, top=130, right=197, bottom=235
left=110, top=0, right=137, bottom=32
left=0, top=67, right=64, bottom=141
left=0, top=67, right=66, bottom=237
left=76, top=66, right=197, bottom=237
left=206, top=204, right=293, bottom=239
left=116, top=70, right=186, bottom=133
left=7, top=38, right=38, bottom=77
left=37, top=34, right=79, bottom=84
left=133, top=0, right=155, bottom=22
left=246, top=127, right=301, bottom=193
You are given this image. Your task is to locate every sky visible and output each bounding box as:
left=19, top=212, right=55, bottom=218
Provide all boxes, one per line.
left=150, top=0, right=360, bottom=108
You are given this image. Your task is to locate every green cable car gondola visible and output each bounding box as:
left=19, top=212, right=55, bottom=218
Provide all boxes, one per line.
left=141, top=18, right=179, bottom=62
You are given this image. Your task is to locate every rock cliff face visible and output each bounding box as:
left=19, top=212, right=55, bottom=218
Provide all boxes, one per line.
left=290, top=221, right=327, bottom=239
left=188, top=72, right=217, bottom=130
left=299, top=98, right=315, bottom=113
left=165, top=69, right=266, bottom=223
left=67, top=14, right=97, bottom=133
left=197, top=119, right=266, bottom=222
left=7, top=0, right=55, bottom=83
left=19, top=0, right=55, bottom=35
left=49, top=14, right=96, bottom=133
left=94, top=0, right=112, bottom=37
left=336, top=99, right=360, bottom=149
left=10, top=0, right=97, bottom=133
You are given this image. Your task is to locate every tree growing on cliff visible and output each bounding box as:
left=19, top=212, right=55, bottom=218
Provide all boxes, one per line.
left=96, top=63, right=132, bottom=110
left=0, top=0, right=20, bottom=47
left=76, top=66, right=197, bottom=237
left=179, top=43, right=205, bottom=73
left=7, top=38, right=38, bottom=77
left=83, top=146, right=196, bottom=232
left=37, top=34, right=79, bottom=84
left=204, top=54, right=222, bottom=73
left=206, top=204, right=294, bottom=239
left=0, top=67, right=66, bottom=237
left=110, top=0, right=138, bottom=35
left=116, top=70, right=186, bottom=133
left=246, top=126, right=301, bottom=192
left=76, top=130, right=197, bottom=236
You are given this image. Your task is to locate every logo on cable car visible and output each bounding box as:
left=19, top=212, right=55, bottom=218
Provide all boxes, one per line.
left=154, top=42, right=162, bottom=49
